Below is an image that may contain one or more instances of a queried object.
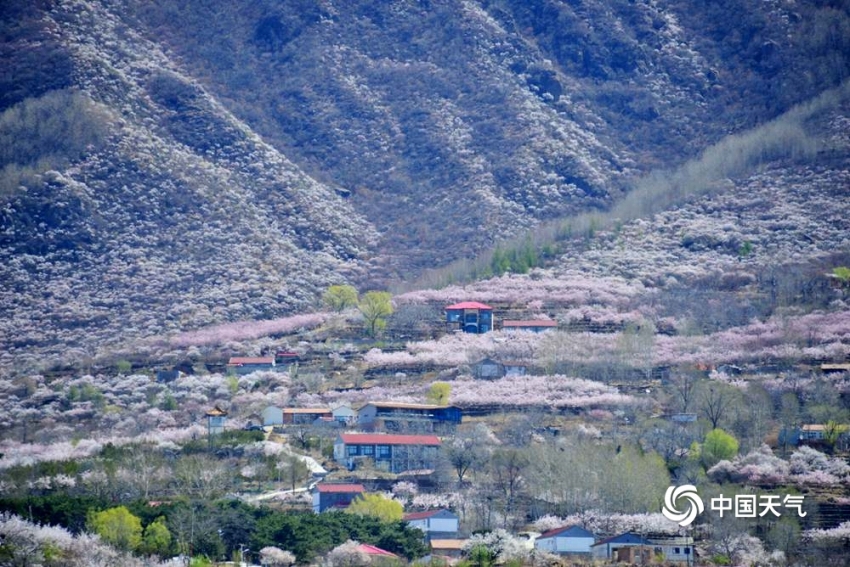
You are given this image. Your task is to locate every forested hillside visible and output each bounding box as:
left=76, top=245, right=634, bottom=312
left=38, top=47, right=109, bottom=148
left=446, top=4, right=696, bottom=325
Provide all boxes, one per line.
left=1, top=0, right=849, bottom=367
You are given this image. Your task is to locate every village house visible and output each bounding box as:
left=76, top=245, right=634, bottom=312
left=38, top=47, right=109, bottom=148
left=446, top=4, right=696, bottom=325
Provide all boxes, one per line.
left=226, top=356, right=276, bottom=375
left=155, top=369, right=181, bottom=383
left=820, top=362, right=850, bottom=374
left=311, top=483, right=365, bottom=513
left=354, top=543, right=398, bottom=564
left=473, top=357, right=505, bottom=380
left=472, top=357, right=530, bottom=379
left=428, top=539, right=466, bottom=560
left=403, top=509, right=460, bottom=538
left=534, top=525, right=596, bottom=555
left=275, top=351, right=299, bottom=365
left=205, top=405, right=227, bottom=435
left=261, top=406, right=332, bottom=427
left=334, top=433, right=441, bottom=473
left=591, top=533, right=694, bottom=564
left=358, top=402, right=462, bottom=432
left=801, top=424, right=827, bottom=441
left=779, top=423, right=849, bottom=449
left=332, top=404, right=358, bottom=425
left=503, top=360, right=529, bottom=377
left=445, top=301, right=493, bottom=334
left=501, top=319, right=558, bottom=333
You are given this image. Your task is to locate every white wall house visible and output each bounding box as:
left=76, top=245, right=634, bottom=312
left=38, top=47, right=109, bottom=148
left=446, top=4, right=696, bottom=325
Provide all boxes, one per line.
left=534, top=525, right=595, bottom=555
left=591, top=533, right=694, bottom=564
left=262, top=406, right=283, bottom=426
left=403, top=509, right=459, bottom=535
left=332, top=404, right=357, bottom=424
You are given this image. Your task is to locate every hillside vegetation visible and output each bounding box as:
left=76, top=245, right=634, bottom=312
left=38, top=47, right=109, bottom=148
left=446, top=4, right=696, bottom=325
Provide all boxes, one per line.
left=0, top=0, right=849, bottom=366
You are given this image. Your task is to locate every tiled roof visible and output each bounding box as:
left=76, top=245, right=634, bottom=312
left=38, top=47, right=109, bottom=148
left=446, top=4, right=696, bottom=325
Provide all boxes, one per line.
left=538, top=525, right=595, bottom=539
left=445, top=301, right=493, bottom=310
left=340, top=433, right=441, bottom=446
left=356, top=544, right=397, bottom=557
left=282, top=407, right=332, bottom=414
left=314, top=483, right=366, bottom=494
left=403, top=509, right=451, bottom=521
left=430, top=539, right=466, bottom=550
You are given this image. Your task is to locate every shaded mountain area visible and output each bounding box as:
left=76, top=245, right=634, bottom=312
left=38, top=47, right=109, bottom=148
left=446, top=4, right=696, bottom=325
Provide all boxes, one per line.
left=0, top=0, right=375, bottom=366
left=118, top=0, right=850, bottom=274
left=0, top=0, right=849, bottom=365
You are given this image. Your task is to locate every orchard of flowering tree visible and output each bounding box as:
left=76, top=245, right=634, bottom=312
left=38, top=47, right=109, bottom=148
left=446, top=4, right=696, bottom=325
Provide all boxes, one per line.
left=3, top=0, right=850, bottom=564
left=2, top=81, right=850, bottom=565
left=3, top=249, right=850, bottom=564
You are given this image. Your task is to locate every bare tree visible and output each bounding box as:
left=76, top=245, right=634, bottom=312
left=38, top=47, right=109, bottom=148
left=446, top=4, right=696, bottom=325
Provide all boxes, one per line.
left=489, top=448, right=530, bottom=530
left=639, top=418, right=697, bottom=468
left=697, top=382, right=739, bottom=429
left=670, top=372, right=700, bottom=413
left=122, top=445, right=166, bottom=500
left=173, top=455, right=231, bottom=500
left=276, top=454, right=310, bottom=491
left=443, top=424, right=492, bottom=485
left=617, top=318, right=656, bottom=381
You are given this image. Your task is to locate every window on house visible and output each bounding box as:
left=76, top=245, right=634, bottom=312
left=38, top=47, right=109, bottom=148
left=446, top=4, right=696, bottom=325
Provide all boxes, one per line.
left=674, top=547, right=680, bottom=554
left=684, top=548, right=691, bottom=555
left=362, top=445, right=374, bottom=455
left=347, top=446, right=359, bottom=456
left=377, top=445, right=390, bottom=458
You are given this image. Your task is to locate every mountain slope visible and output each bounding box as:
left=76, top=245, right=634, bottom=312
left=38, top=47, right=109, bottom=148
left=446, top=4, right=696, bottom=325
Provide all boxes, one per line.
left=0, top=0, right=375, bottom=368
left=0, top=0, right=849, bottom=366
left=118, top=0, right=850, bottom=274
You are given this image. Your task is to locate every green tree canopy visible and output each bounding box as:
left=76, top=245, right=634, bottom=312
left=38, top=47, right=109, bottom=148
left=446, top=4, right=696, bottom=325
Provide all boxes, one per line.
left=358, top=291, right=393, bottom=336
left=250, top=510, right=426, bottom=562
left=87, top=506, right=143, bottom=552
left=345, top=493, right=403, bottom=522
left=833, top=266, right=850, bottom=283
left=701, top=429, right=740, bottom=469
left=141, top=516, right=172, bottom=556
left=427, top=382, right=451, bottom=406
left=323, top=285, right=359, bottom=312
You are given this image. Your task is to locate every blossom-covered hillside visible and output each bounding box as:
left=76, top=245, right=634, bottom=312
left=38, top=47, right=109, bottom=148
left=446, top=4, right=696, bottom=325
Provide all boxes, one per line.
left=1, top=0, right=849, bottom=368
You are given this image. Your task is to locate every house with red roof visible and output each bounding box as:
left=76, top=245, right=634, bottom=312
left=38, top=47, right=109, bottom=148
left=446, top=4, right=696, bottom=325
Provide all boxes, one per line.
left=356, top=543, right=398, bottom=558
left=534, top=525, right=595, bottom=555
left=445, top=301, right=493, bottom=334
left=334, top=433, right=441, bottom=473
left=311, top=482, right=366, bottom=513
left=403, top=509, right=459, bottom=537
